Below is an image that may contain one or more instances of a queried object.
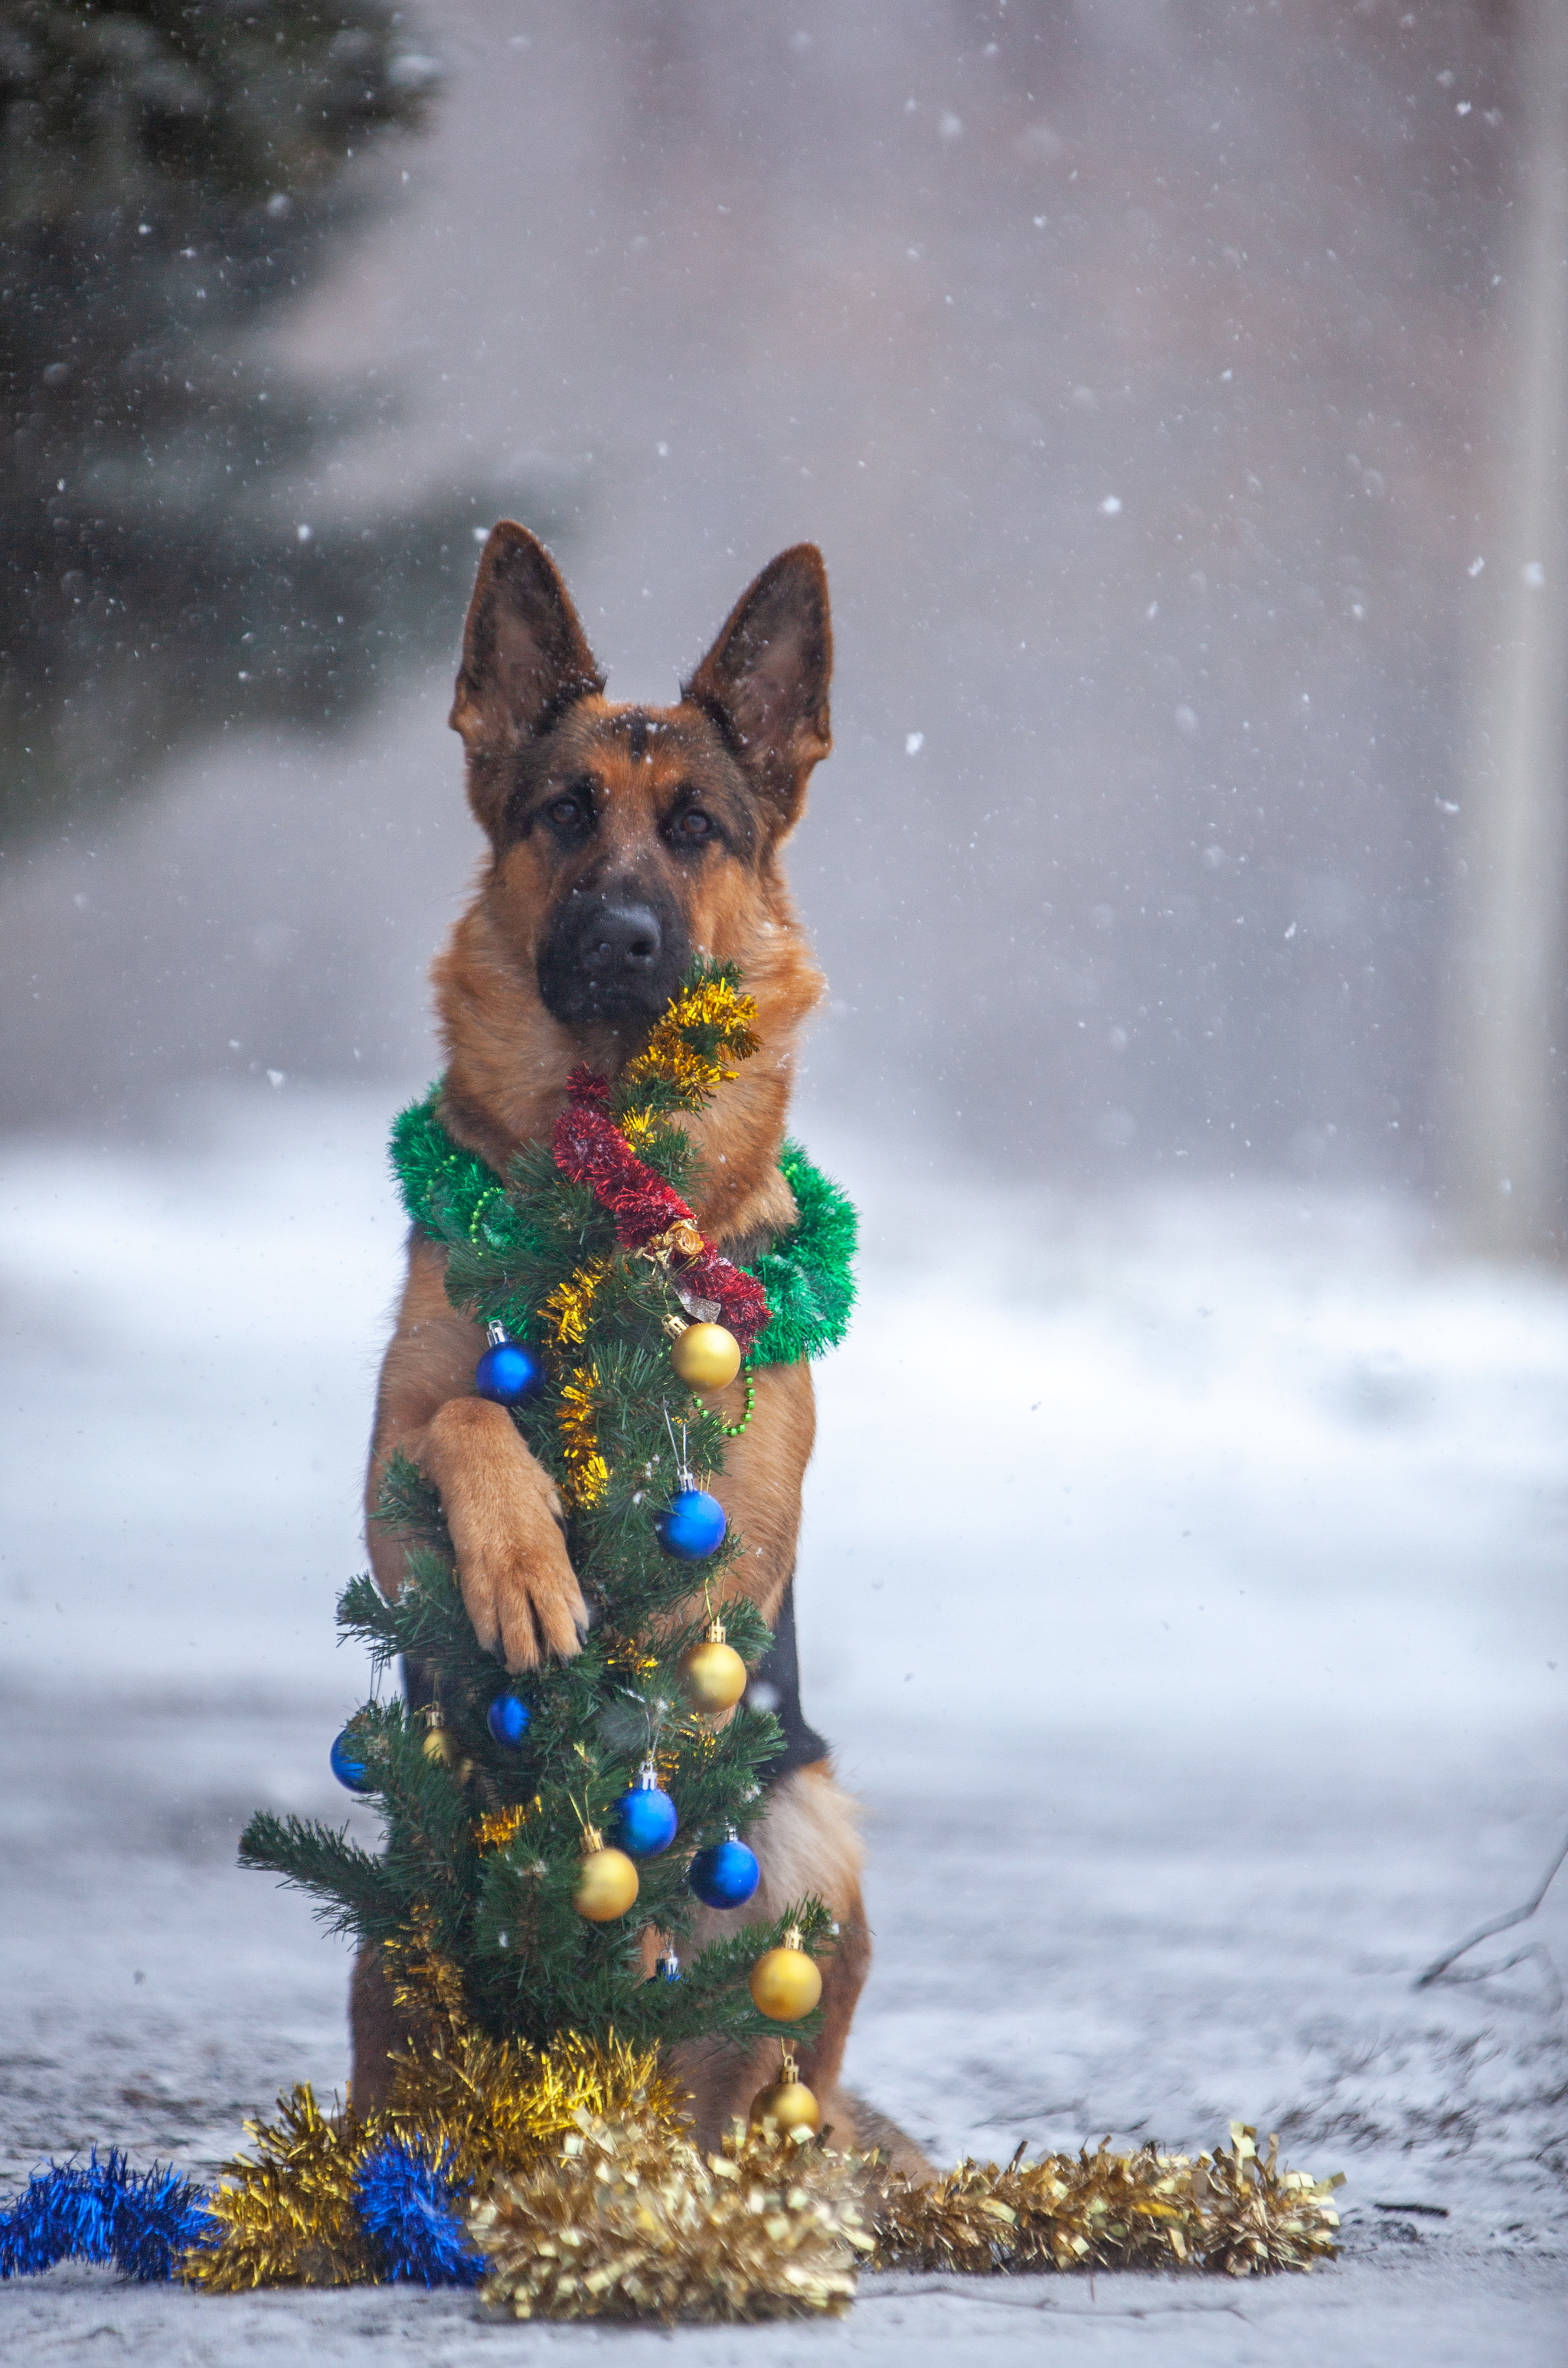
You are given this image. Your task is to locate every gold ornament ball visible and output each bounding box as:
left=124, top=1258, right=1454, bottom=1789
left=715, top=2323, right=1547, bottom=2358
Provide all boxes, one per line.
left=574, top=1844, right=639, bottom=1922
left=749, top=1942, right=823, bottom=2022
left=749, top=2075, right=822, bottom=2134
left=422, top=1726, right=472, bottom=1783
left=671, top=1322, right=743, bottom=1391
left=679, top=1637, right=748, bottom=1714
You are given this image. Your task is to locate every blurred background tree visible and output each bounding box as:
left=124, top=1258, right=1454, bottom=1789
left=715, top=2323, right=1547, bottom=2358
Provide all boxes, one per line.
left=0, top=0, right=518, bottom=848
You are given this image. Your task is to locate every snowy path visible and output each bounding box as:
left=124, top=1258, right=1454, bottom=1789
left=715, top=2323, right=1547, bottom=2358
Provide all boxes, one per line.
left=0, top=1090, right=1563, bottom=2360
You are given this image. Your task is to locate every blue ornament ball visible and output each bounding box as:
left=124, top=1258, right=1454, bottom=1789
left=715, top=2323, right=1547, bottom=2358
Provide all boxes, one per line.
left=657, top=1487, right=727, bottom=1561
left=474, top=1338, right=544, bottom=1406
left=616, top=1771, right=679, bottom=1858
left=688, top=1834, right=760, bottom=1909
left=486, top=1693, right=531, bottom=1749
left=330, top=1725, right=371, bottom=1792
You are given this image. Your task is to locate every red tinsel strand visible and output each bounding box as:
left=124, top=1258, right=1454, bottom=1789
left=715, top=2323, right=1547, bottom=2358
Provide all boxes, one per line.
left=553, top=1072, right=771, bottom=1351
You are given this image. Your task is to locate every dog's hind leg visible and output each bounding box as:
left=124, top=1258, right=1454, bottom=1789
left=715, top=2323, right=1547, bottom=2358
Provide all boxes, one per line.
left=795, top=1884, right=934, bottom=2183
left=670, top=1762, right=932, bottom=2178
left=348, top=1942, right=408, bottom=2116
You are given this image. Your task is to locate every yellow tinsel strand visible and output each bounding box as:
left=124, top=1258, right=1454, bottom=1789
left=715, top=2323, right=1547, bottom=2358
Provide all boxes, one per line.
left=625, top=1030, right=728, bottom=1106
left=475, top=1805, right=528, bottom=1851
left=617, top=1107, right=663, bottom=1155
left=556, top=1364, right=609, bottom=1507
left=390, top=2029, right=686, bottom=2187
left=600, top=1633, right=662, bottom=1681
left=381, top=1902, right=470, bottom=2039
left=535, top=1260, right=613, bottom=1504
left=185, top=2085, right=381, bottom=2292
left=541, top=1258, right=609, bottom=1354
left=540, top=1259, right=616, bottom=1496
left=619, top=975, right=760, bottom=1112
left=665, top=971, right=758, bottom=1036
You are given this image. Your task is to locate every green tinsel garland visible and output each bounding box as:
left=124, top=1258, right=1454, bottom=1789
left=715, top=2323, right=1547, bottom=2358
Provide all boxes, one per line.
left=390, top=1086, right=857, bottom=1370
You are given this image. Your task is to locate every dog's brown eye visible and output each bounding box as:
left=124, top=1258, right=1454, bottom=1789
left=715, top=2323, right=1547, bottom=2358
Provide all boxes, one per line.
left=548, top=795, right=584, bottom=828
left=676, top=809, right=714, bottom=841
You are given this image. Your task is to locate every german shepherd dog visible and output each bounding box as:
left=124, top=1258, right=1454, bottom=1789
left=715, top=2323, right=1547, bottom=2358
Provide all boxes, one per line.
left=351, top=523, right=920, bottom=2171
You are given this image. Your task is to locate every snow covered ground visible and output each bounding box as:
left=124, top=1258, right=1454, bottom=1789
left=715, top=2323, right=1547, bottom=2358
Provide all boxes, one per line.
left=1, top=1086, right=1564, bottom=2360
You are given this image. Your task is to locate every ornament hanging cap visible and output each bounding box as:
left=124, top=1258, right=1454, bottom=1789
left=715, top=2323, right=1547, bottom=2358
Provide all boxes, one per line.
left=664, top=1408, right=698, bottom=1492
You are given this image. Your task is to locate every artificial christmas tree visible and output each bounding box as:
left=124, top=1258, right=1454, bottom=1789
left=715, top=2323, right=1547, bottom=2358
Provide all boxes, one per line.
left=240, top=959, right=854, bottom=2079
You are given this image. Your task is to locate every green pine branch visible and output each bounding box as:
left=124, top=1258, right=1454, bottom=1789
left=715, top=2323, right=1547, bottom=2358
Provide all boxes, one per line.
left=238, top=1814, right=404, bottom=1938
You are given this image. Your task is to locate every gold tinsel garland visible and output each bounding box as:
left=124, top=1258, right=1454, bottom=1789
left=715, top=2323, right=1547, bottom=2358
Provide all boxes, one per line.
left=184, top=2084, right=381, bottom=2291
left=539, top=1256, right=607, bottom=1356
left=473, top=1803, right=529, bottom=1852
left=619, top=973, right=760, bottom=1106
left=189, top=1879, right=1344, bottom=2301
left=188, top=2029, right=687, bottom=2291
left=186, top=2017, right=1342, bottom=2307
left=534, top=1258, right=610, bottom=1507
left=472, top=2115, right=870, bottom=2322
left=869, top=2125, right=1343, bottom=2279
left=553, top=1365, right=611, bottom=1507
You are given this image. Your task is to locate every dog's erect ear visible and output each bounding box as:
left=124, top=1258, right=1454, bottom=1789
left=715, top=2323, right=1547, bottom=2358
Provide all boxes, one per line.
left=450, top=524, right=603, bottom=820
left=684, top=545, right=831, bottom=836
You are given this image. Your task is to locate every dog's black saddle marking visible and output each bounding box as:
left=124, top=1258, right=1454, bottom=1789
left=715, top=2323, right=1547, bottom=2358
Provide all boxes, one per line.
left=746, top=1576, right=830, bottom=1785
left=402, top=1576, right=827, bottom=1790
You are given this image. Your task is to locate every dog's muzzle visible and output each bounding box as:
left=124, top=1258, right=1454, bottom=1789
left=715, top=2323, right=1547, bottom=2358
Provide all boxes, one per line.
left=537, top=886, right=686, bottom=1024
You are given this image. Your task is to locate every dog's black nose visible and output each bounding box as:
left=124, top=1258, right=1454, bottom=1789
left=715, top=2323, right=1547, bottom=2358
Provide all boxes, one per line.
left=538, top=886, right=684, bottom=1024
left=578, top=900, right=662, bottom=980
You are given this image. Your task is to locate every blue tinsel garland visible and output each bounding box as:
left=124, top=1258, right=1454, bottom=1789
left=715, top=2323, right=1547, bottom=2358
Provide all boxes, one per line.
left=354, top=2136, right=483, bottom=2288
left=0, top=2138, right=483, bottom=2288
left=0, top=2151, right=218, bottom=2282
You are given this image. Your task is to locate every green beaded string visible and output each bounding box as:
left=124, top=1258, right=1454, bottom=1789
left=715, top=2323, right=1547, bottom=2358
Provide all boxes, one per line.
left=468, top=1184, right=508, bottom=1245
left=717, top=1377, right=756, bottom=1438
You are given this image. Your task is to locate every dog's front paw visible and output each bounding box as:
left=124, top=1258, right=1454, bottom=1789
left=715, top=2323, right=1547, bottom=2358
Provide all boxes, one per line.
left=455, top=1514, right=590, bottom=1672
left=418, top=1397, right=591, bottom=1671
